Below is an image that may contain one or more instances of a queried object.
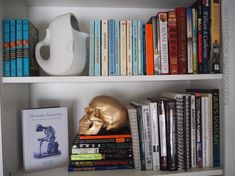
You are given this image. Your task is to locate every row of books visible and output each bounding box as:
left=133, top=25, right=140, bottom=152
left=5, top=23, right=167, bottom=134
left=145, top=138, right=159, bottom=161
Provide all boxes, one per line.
left=89, top=0, right=220, bottom=76
left=3, top=18, right=39, bottom=77
left=127, top=89, right=220, bottom=171
left=68, top=134, right=134, bottom=171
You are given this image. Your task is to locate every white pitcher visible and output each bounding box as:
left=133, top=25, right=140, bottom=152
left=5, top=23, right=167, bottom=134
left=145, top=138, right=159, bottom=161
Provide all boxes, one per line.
left=35, top=13, right=88, bottom=76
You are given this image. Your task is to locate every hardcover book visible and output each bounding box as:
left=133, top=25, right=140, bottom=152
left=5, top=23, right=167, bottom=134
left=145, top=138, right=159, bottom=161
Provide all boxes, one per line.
left=145, top=23, right=154, bottom=75
left=22, top=107, right=68, bottom=172
left=186, top=8, right=193, bottom=74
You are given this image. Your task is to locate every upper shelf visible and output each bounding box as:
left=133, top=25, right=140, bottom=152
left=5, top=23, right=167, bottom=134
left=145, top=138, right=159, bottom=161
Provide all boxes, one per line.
left=2, top=74, right=223, bottom=84
left=26, top=0, right=196, bottom=8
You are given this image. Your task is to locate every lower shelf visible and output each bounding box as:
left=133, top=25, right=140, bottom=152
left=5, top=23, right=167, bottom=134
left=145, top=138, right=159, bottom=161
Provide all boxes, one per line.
left=16, top=166, right=223, bottom=176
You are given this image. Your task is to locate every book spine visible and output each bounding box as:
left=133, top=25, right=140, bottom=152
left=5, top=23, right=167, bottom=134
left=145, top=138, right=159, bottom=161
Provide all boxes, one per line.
left=89, top=21, right=95, bottom=76
left=73, top=142, right=132, bottom=149
left=145, top=23, right=154, bottom=75
left=77, top=138, right=131, bottom=144
left=142, top=25, right=146, bottom=75
left=101, top=20, right=108, bottom=76
left=202, top=0, right=210, bottom=73
left=208, top=94, right=213, bottom=167
left=3, top=18, right=10, bottom=77
left=126, top=20, right=132, bottom=75
left=152, top=16, right=161, bottom=75
left=197, top=4, right=203, bottom=74
left=108, top=20, right=115, bottom=76
left=185, top=95, right=191, bottom=170
left=195, top=93, right=202, bottom=168
left=120, top=20, right=127, bottom=75
left=68, top=165, right=134, bottom=171
left=158, top=100, right=167, bottom=170
left=23, top=19, right=39, bottom=76
left=10, top=19, right=16, bottom=77
left=187, top=8, right=193, bottom=74
left=210, top=0, right=221, bottom=73
left=141, top=105, right=153, bottom=170
left=114, top=20, right=120, bottom=75
left=132, top=20, right=138, bottom=75
left=72, top=147, right=132, bottom=155
left=70, top=159, right=134, bottom=167
left=176, top=8, right=188, bottom=74
left=190, top=94, right=197, bottom=168
left=192, top=9, right=198, bottom=74
left=158, top=12, right=169, bottom=75
left=212, top=89, right=220, bottom=167
left=149, top=101, right=160, bottom=170
left=138, top=21, right=143, bottom=75
left=167, top=11, right=178, bottom=75
left=16, top=19, right=23, bottom=77
left=94, top=20, right=101, bottom=76
left=71, top=153, right=133, bottom=161
left=166, top=100, right=177, bottom=171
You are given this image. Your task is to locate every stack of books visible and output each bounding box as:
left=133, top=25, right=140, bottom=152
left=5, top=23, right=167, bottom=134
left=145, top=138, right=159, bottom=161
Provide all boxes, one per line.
left=68, top=133, right=134, bottom=171
left=127, top=88, right=220, bottom=171
left=3, top=18, right=39, bottom=77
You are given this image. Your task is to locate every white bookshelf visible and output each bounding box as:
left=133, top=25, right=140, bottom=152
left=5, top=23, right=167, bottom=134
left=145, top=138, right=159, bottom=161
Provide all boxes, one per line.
left=2, top=74, right=223, bottom=83
left=16, top=166, right=223, bottom=176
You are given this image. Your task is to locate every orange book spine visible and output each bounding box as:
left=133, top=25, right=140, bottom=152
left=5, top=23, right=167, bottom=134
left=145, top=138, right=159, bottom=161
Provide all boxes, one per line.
left=145, top=24, right=154, bottom=75
left=79, top=134, right=132, bottom=140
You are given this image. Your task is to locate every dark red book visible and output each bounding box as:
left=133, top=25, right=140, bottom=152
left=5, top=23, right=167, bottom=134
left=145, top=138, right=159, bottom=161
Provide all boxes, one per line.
left=176, top=7, right=188, bottom=74
left=168, top=11, right=178, bottom=74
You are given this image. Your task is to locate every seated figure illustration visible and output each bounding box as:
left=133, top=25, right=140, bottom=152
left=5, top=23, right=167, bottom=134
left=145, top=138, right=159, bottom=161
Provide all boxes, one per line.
left=34, top=124, right=61, bottom=159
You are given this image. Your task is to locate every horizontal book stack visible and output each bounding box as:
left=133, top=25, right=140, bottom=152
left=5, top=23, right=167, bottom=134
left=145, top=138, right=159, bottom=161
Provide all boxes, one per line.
left=89, top=0, right=221, bottom=76
left=127, top=88, right=220, bottom=171
left=3, top=18, right=39, bottom=77
left=68, top=134, right=134, bottom=171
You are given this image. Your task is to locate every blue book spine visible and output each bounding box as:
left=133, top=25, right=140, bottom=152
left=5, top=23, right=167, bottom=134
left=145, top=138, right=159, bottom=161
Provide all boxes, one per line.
left=10, top=19, right=16, bottom=77
left=138, top=21, right=143, bottom=75
left=16, top=19, right=23, bottom=77
left=114, top=20, right=120, bottom=76
left=3, top=19, right=10, bottom=77
left=202, top=0, right=210, bottom=73
left=108, top=19, right=115, bottom=76
left=89, top=21, right=95, bottom=76
left=22, top=19, right=30, bottom=76
left=142, top=24, right=146, bottom=75
left=132, top=20, right=138, bottom=75
left=94, top=20, right=101, bottom=76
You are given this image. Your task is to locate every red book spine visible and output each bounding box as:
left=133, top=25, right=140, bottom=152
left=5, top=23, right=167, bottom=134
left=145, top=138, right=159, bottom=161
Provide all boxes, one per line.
left=176, top=7, right=188, bottom=74
left=145, top=24, right=154, bottom=75
left=168, top=11, right=178, bottom=74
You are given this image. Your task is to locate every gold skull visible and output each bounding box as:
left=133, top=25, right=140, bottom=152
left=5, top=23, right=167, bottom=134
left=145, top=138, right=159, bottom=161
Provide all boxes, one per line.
left=79, top=95, right=128, bottom=135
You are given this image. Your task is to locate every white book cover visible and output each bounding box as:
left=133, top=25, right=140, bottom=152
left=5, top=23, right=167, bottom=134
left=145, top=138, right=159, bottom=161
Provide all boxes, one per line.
left=22, top=107, right=68, bottom=172
left=126, top=20, right=132, bottom=75
left=120, top=20, right=127, bottom=75
left=101, top=20, right=108, bottom=76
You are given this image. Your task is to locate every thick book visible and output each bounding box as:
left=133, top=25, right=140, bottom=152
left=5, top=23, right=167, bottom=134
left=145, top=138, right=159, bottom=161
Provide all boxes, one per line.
left=158, top=12, right=169, bottom=75
left=10, top=19, right=16, bottom=77
left=167, top=11, right=178, bottom=75
left=210, top=0, right=221, bottom=73
left=120, top=20, right=127, bottom=76
left=176, top=7, right=188, bottom=74
left=127, top=20, right=133, bottom=75
left=145, top=23, right=154, bottom=75
left=114, top=20, right=120, bottom=75
left=94, top=20, right=101, bottom=76
left=186, top=8, right=193, bottom=74
left=201, top=0, right=210, bottom=73
left=16, top=19, right=23, bottom=76
left=101, top=20, right=108, bottom=76
left=108, top=19, right=115, bottom=76
left=22, top=107, right=68, bottom=172
left=3, top=18, right=10, bottom=77
left=132, top=20, right=138, bottom=75
left=89, top=21, right=95, bottom=76
left=22, top=19, right=39, bottom=76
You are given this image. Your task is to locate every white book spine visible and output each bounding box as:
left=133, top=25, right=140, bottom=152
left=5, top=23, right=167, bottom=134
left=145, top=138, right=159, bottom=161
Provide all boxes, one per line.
left=159, top=101, right=167, bottom=161
left=187, top=9, right=193, bottom=74
left=202, top=95, right=209, bottom=167
left=158, top=13, right=169, bottom=74
left=149, top=101, right=160, bottom=170
left=137, top=21, right=142, bottom=75
left=120, top=20, right=127, bottom=75
left=190, top=95, right=197, bottom=168
left=142, top=105, right=153, bottom=170
left=126, top=20, right=132, bottom=75
left=101, top=20, right=108, bottom=76
left=208, top=94, right=213, bottom=167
